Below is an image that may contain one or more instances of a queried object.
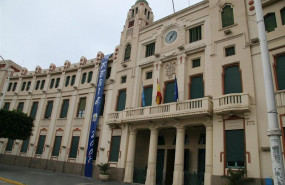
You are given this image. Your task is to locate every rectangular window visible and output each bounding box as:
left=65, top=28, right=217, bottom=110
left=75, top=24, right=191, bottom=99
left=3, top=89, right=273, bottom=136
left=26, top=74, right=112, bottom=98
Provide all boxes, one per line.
left=21, top=82, right=26, bottom=91
left=60, top=99, right=69, bottom=118
left=5, top=139, right=14, bottom=151
left=106, top=67, right=111, bottom=79
left=164, top=82, right=175, bottom=104
left=222, top=5, right=234, bottom=28
left=87, top=71, right=93, bottom=83
left=35, top=80, right=40, bottom=90
left=55, top=78, right=60, bottom=88
left=275, top=55, right=285, bottom=90
left=226, top=129, right=245, bottom=168
left=145, top=42, right=155, bottom=58
left=281, top=8, right=285, bottom=25
left=3, top=102, right=10, bottom=110
left=17, top=102, right=24, bottom=112
left=12, top=82, right=17, bottom=91
left=77, top=97, right=86, bottom=118
left=52, top=136, right=62, bottom=157
left=189, top=26, right=202, bottom=43
left=192, top=58, right=201, bottom=68
left=92, top=137, right=99, bottom=161
left=224, top=65, right=242, bottom=94
left=26, top=81, right=31, bottom=91
left=109, top=136, right=121, bottom=162
left=36, top=135, right=46, bottom=155
left=225, top=46, right=235, bottom=57
left=146, top=71, right=152, bottom=79
left=30, top=102, right=38, bottom=119
left=121, top=76, right=127, bottom=83
left=20, top=138, right=30, bottom=153
left=71, top=75, right=76, bottom=86
left=144, top=86, right=153, bottom=106
left=69, top=136, right=79, bottom=158
left=81, top=73, right=87, bottom=84
left=44, top=101, right=53, bottom=119
left=117, top=90, right=126, bottom=111
left=65, top=76, right=70, bottom=87
left=190, top=75, right=204, bottom=99
left=8, top=83, right=12, bottom=91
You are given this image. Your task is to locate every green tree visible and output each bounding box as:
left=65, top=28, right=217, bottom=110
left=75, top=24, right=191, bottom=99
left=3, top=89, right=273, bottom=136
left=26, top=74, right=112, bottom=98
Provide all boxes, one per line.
left=0, top=109, right=34, bottom=140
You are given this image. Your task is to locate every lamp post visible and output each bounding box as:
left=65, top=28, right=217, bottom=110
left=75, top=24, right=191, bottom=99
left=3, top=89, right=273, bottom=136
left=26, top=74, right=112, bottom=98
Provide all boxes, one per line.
left=254, top=0, right=285, bottom=184
left=0, top=55, right=11, bottom=109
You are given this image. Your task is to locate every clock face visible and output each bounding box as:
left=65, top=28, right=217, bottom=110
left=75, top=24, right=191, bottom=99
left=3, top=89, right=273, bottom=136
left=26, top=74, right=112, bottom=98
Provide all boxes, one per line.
left=165, top=31, right=178, bottom=43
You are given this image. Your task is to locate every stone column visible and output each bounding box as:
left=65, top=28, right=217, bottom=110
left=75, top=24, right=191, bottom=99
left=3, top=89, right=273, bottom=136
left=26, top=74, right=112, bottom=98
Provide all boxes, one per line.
left=145, top=127, right=158, bottom=185
left=173, top=126, right=185, bottom=185
left=124, top=129, right=137, bottom=183
left=204, top=122, right=213, bottom=185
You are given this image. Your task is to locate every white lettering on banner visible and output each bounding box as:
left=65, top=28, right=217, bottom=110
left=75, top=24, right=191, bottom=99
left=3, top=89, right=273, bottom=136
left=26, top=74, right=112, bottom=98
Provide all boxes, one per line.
left=98, top=79, right=103, bottom=87
left=95, top=97, right=101, bottom=105
left=92, top=114, right=98, bottom=122
left=100, top=70, right=106, bottom=78
left=91, top=131, right=95, bottom=138
left=101, top=62, right=106, bottom=69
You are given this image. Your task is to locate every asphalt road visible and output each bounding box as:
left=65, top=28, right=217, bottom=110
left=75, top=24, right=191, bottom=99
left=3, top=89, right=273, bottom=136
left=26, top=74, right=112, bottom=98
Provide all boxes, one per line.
left=0, top=164, right=129, bottom=185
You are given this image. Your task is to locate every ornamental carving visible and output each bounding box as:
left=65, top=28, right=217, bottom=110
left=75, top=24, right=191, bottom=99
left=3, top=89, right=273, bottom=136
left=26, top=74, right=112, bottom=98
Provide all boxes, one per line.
left=165, top=61, right=176, bottom=79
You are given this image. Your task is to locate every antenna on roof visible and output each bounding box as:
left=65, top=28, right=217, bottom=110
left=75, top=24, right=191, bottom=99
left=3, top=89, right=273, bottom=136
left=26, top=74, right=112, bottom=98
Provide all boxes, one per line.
left=172, top=0, right=176, bottom=13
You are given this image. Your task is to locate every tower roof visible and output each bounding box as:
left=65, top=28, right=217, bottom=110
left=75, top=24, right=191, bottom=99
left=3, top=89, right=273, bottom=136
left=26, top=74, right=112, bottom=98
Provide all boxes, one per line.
left=135, top=0, right=148, bottom=5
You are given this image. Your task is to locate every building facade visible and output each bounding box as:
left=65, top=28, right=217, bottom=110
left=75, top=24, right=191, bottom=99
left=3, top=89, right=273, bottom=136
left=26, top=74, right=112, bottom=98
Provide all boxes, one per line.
left=0, top=0, right=285, bottom=184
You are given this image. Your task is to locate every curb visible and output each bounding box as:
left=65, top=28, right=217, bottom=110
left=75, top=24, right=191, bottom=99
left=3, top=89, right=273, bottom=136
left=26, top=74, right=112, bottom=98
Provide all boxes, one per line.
left=0, top=177, right=25, bottom=185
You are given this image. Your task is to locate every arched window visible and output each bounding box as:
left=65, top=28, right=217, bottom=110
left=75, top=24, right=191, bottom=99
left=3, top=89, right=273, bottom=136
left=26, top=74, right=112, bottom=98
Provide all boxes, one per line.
left=12, top=82, right=17, bottom=91
left=26, top=81, right=31, bottom=91
left=40, top=80, right=45, bottom=90
left=87, top=71, right=93, bottom=83
left=274, top=54, right=285, bottom=90
left=21, top=82, right=26, bottom=91
left=281, top=7, right=285, bottom=25
left=65, top=76, right=70, bottom=87
left=221, top=5, right=234, bottom=28
left=264, top=13, right=277, bottom=32
left=223, top=64, right=242, bottom=94
left=55, top=78, right=60, bottom=88
left=50, top=78, right=55, bottom=89
left=124, top=44, right=131, bottom=61
left=71, top=75, right=76, bottom=86
left=7, top=83, right=12, bottom=91
left=35, top=80, right=40, bottom=90
left=81, top=73, right=87, bottom=84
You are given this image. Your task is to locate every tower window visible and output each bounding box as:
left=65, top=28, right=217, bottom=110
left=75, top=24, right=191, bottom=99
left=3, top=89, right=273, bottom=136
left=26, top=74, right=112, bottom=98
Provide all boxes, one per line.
left=128, top=20, right=134, bottom=28
left=124, top=44, right=131, bottom=61
left=221, top=5, right=234, bottom=28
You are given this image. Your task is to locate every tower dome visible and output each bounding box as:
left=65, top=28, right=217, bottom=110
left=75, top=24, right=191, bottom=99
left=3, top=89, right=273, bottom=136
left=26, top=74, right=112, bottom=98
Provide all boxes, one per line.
left=135, top=0, right=148, bottom=5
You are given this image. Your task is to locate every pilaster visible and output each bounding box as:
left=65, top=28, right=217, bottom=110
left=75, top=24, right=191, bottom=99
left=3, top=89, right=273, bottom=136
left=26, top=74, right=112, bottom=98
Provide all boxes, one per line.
left=124, top=129, right=137, bottom=183
left=173, top=125, right=185, bottom=185
left=204, top=121, right=213, bottom=185
left=176, top=54, right=187, bottom=101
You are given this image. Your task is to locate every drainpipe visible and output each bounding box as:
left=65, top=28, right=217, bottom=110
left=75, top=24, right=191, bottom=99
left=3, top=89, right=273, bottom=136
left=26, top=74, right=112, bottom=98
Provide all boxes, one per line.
left=254, top=0, right=285, bottom=184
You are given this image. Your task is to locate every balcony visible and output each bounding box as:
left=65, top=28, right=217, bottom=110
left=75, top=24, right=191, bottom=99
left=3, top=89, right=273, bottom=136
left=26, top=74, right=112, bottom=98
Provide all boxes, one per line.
left=213, top=93, right=250, bottom=114
left=107, top=97, right=213, bottom=125
left=275, top=90, right=285, bottom=108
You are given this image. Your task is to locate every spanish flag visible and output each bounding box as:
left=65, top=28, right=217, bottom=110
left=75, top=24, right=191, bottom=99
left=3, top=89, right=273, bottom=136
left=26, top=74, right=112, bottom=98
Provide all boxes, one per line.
left=156, top=79, right=162, bottom=104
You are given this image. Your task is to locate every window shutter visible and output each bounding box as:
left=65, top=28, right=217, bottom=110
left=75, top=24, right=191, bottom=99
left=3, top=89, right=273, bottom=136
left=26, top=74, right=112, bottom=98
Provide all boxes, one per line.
left=71, top=75, right=76, bottom=86
left=20, top=138, right=30, bottom=153
left=77, top=98, right=86, bottom=117
left=117, top=90, right=126, bottom=111
left=164, top=82, right=175, bottom=103
left=65, top=76, right=70, bottom=87
left=226, top=130, right=245, bottom=167
left=60, top=100, right=69, bottom=118
left=45, top=101, right=53, bottom=118
left=189, top=26, right=202, bottom=43
left=190, top=76, right=204, bottom=99
left=55, top=78, right=60, bottom=88
left=276, top=55, right=285, bottom=90
left=3, top=102, right=10, bottom=110
left=69, top=136, right=79, bottom=158
left=12, top=82, right=17, bottom=91
left=52, top=136, right=62, bottom=156
left=87, top=71, right=93, bottom=83
left=5, top=139, right=14, bottom=151
left=30, top=102, right=38, bottom=119
left=50, top=79, right=55, bottom=89
left=81, top=73, right=87, bottom=84
left=35, top=80, right=40, bottom=90
left=145, top=42, right=155, bottom=57
left=92, top=137, right=99, bottom=160
left=144, top=86, right=153, bottom=106
left=99, top=94, right=105, bottom=116
left=264, top=13, right=277, bottom=32
left=36, top=135, right=46, bottom=154
left=124, top=44, right=131, bottom=61
left=40, top=80, right=45, bottom=90
left=222, top=5, right=234, bottom=28
left=110, top=136, right=121, bottom=162
left=224, top=65, right=242, bottom=94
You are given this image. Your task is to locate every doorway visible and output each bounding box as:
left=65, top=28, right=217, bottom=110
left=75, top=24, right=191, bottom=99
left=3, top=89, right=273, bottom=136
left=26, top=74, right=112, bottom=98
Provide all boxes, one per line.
left=165, top=149, right=175, bottom=185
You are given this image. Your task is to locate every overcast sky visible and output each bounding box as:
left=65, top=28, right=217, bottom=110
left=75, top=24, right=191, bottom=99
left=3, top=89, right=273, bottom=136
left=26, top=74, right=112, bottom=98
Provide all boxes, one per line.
left=0, top=0, right=203, bottom=71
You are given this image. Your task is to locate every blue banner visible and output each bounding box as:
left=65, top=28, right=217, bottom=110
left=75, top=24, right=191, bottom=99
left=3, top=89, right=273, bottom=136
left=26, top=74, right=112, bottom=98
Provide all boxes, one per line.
left=84, top=54, right=111, bottom=177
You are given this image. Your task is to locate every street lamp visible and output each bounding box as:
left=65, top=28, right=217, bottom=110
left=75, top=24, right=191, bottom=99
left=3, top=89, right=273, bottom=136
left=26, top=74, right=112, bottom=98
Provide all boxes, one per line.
left=0, top=55, right=11, bottom=109
left=254, top=0, right=285, bottom=184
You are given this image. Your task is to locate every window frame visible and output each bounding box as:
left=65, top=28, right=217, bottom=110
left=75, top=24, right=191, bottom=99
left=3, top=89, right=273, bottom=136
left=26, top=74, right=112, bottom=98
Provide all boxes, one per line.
left=225, top=45, right=236, bottom=57
left=189, top=74, right=204, bottom=100
left=65, top=76, right=70, bottom=87
left=121, top=76, right=127, bottom=84
left=35, top=80, right=40, bottom=90
left=50, top=78, right=55, bottom=89
left=77, top=97, right=87, bottom=118
left=55, top=78, right=60, bottom=88
left=192, top=58, right=201, bottom=68
left=143, top=85, right=153, bottom=107
left=124, top=44, right=132, bottom=61
left=221, top=4, right=235, bottom=28
left=222, top=63, right=243, bottom=95
left=40, top=80, right=45, bottom=90
left=163, top=80, right=175, bottom=104
left=146, top=71, right=153, bottom=80
left=60, top=99, right=69, bottom=118
left=145, top=42, right=156, bottom=58
left=116, top=89, right=127, bottom=111
left=81, top=72, right=87, bottom=84
left=71, top=75, right=76, bottom=86
left=87, top=71, right=93, bottom=83
left=264, top=12, right=277, bottom=32
left=281, top=7, right=285, bottom=25
left=12, top=82, right=17, bottom=91
left=273, top=53, right=285, bottom=91
left=189, top=25, right=202, bottom=43
left=21, top=82, right=26, bottom=91
left=44, top=100, right=53, bottom=119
